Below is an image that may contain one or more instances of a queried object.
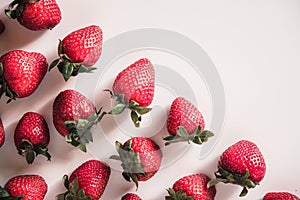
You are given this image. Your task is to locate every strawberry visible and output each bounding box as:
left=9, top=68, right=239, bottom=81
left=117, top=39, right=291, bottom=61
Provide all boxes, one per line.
left=165, top=173, right=216, bottom=200
left=52, top=89, right=106, bottom=152
left=0, top=19, right=5, bottom=35
left=0, top=117, right=5, bottom=148
left=0, top=50, right=48, bottom=103
left=49, top=25, right=103, bottom=81
left=208, top=140, right=266, bottom=197
left=14, top=112, right=50, bottom=164
left=56, top=160, right=111, bottom=200
left=0, top=174, right=47, bottom=200
left=110, top=137, right=162, bottom=189
left=121, top=193, right=142, bottom=200
left=264, top=192, right=300, bottom=200
left=163, top=97, right=214, bottom=145
left=107, top=58, right=155, bottom=127
left=5, top=0, right=61, bottom=31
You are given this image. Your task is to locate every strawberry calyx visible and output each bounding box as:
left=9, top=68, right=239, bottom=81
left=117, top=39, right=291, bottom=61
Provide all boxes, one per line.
left=105, top=89, right=152, bottom=127
left=207, top=168, right=258, bottom=197
left=165, top=188, right=194, bottom=200
left=5, top=0, right=40, bottom=19
left=56, top=175, right=92, bottom=200
left=0, top=186, right=24, bottom=200
left=17, top=140, right=51, bottom=164
left=49, top=40, right=96, bottom=81
left=163, top=125, right=214, bottom=146
left=0, top=63, right=19, bottom=103
left=110, top=140, right=146, bottom=189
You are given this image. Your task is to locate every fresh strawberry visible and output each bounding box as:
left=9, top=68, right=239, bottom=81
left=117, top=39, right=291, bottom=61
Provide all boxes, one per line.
left=110, top=137, right=162, bottom=189
left=163, top=97, right=214, bottom=145
left=208, top=140, right=266, bottom=197
left=0, top=117, right=5, bottom=148
left=5, top=0, right=61, bottom=31
left=0, top=19, right=5, bottom=35
left=0, top=50, right=48, bottom=102
left=107, top=58, right=155, bottom=127
left=49, top=25, right=103, bottom=81
left=165, top=173, right=216, bottom=200
left=14, top=112, right=50, bottom=164
left=56, top=160, right=111, bottom=200
left=121, top=193, right=142, bottom=200
left=0, top=174, right=47, bottom=200
left=52, top=89, right=106, bottom=152
left=264, top=192, right=300, bottom=200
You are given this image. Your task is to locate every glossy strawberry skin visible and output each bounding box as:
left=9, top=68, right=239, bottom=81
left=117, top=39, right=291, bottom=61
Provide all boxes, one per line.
left=167, top=97, right=205, bottom=135
left=62, top=25, right=102, bottom=66
left=4, top=175, right=47, bottom=200
left=0, top=19, right=5, bottom=35
left=113, top=58, right=155, bottom=107
left=52, top=89, right=96, bottom=137
left=0, top=117, right=5, bottom=148
left=263, top=192, right=300, bottom=200
left=0, top=50, right=48, bottom=98
left=69, top=160, right=111, bottom=200
left=218, top=140, right=266, bottom=183
left=121, top=193, right=142, bottom=200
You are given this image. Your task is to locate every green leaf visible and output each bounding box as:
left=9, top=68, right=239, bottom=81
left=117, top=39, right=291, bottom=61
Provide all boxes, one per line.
left=78, top=65, right=96, bottom=73
left=133, top=106, right=152, bottom=115
left=177, top=127, right=189, bottom=139
left=192, top=136, right=203, bottom=145
left=131, top=111, right=140, bottom=127
left=49, top=59, right=60, bottom=71
left=239, top=187, right=249, bottom=197
left=34, top=146, right=51, bottom=161
left=108, top=103, right=127, bottom=115
left=109, top=155, right=121, bottom=160
left=58, top=39, right=63, bottom=55
left=62, top=63, right=74, bottom=81
left=163, top=135, right=176, bottom=141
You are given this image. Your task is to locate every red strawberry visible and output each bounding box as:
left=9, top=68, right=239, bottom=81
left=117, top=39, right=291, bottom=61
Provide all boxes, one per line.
left=264, top=192, right=300, bottom=200
left=165, top=173, right=216, bottom=200
left=14, top=112, right=50, bottom=164
left=164, top=97, right=213, bottom=145
left=0, top=117, right=5, bottom=148
left=122, top=193, right=142, bottom=200
left=53, top=89, right=106, bottom=152
left=49, top=25, right=103, bottom=81
left=208, top=140, right=266, bottom=197
left=0, top=175, right=47, bottom=200
left=0, top=19, right=5, bottom=35
left=0, top=50, right=48, bottom=102
left=108, top=58, right=155, bottom=127
left=56, top=160, right=111, bottom=200
left=5, top=0, right=61, bottom=31
left=110, top=137, right=162, bottom=189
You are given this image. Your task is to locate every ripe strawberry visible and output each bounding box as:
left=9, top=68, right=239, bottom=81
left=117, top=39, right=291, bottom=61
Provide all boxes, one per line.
left=56, top=160, right=111, bottom=200
left=0, top=50, right=48, bottom=102
left=49, top=25, right=103, bottom=81
left=264, top=192, right=300, bottom=200
left=122, top=193, right=142, bottom=200
left=5, top=0, right=61, bottom=31
left=110, top=137, right=162, bottom=189
left=14, top=112, right=50, bottom=164
left=165, top=173, right=216, bottom=200
left=53, top=89, right=106, bottom=152
left=0, top=117, right=5, bottom=148
left=208, top=140, right=266, bottom=197
left=0, top=174, right=47, bottom=200
left=163, top=97, right=214, bottom=145
left=0, top=19, right=5, bottom=35
left=107, top=58, right=155, bottom=127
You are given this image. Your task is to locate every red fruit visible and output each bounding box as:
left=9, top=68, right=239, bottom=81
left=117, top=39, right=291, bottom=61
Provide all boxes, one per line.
left=14, top=112, right=50, bottom=164
left=264, top=192, right=300, bottom=200
left=165, top=173, right=216, bottom=200
left=110, top=137, right=162, bottom=189
left=5, top=0, right=61, bottom=31
left=122, top=193, right=142, bottom=200
left=164, top=97, right=213, bottom=145
left=0, top=19, right=5, bottom=35
left=56, top=160, right=111, bottom=200
left=0, top=117, right=5, bottom=148
left=50, top=25, right=103, bottom=81
left=1, top=175, right=47, bottom=200
left=0, top=50, right=48, bottom=102
left=108, top=58, right=155, bottom=127
left=208, top=140, right=266, bottom=197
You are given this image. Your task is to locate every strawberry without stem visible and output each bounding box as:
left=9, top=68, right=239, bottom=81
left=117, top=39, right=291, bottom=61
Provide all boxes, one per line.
left=208, top=140, right=266, bottom=197
left=5, top=0, right=61, bottom=31
left=165, top=173, right=216, bottom=200
left=164, top=97, right=214, bottom=145
left=56, top=160, right=111, bottom=200
left=0, top=50, right=48, bottom=103
left=264, top=192, right=300, bottom=200
left=50, top=25, right=103, bottom=81
left=121, top=193, right=142, bottom=200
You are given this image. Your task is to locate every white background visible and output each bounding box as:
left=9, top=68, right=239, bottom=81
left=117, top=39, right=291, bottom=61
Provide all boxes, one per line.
left=0, top=0, right=300, bottom=199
